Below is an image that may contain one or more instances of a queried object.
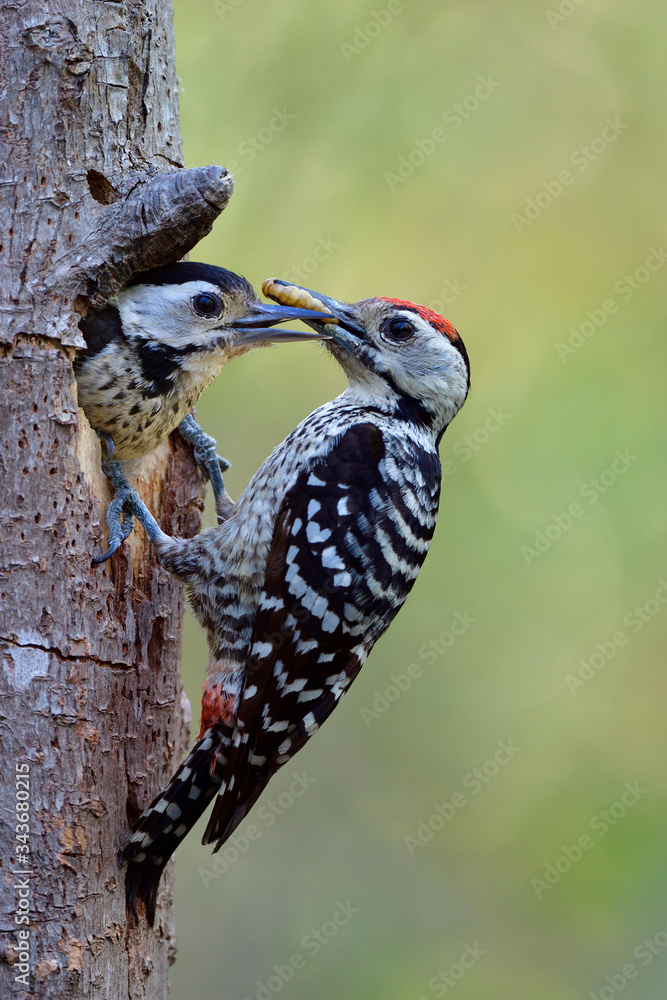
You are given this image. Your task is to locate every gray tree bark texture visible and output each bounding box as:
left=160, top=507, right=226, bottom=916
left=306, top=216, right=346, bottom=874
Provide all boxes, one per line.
left=0, top=3, right=232, bottom=997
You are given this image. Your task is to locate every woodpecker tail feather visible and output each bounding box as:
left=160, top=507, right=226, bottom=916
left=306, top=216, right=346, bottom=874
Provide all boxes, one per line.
left=120, top=729, right=224, bottom=925
left=202, top=769, right=273, bottom=852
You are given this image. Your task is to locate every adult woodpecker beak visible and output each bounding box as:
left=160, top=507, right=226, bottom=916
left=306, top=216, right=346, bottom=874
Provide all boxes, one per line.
left=230, top=301, right=334, bottom=346
left=261, top=279, right=364, bottom=355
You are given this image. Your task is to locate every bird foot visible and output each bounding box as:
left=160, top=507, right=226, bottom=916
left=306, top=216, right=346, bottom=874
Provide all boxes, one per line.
left=94, top=443, right=164, bottom=563
left=178, top=415, right=230, bottom=501
left=93, top=458, right=139, bottom=564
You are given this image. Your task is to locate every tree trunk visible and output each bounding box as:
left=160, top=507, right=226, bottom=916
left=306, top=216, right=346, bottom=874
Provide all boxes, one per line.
left=0, top=3, right=231, bottom=997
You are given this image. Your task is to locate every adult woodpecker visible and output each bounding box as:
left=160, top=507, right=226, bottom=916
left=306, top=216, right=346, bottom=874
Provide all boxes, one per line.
left=74, top=262, right=327, bottom=561
left=118, top=279, right=470, bottom=924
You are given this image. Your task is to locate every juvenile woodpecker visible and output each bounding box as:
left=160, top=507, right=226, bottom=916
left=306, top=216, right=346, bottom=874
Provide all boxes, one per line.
left=118, top=279, right=470, bottom=924
left=74, top=261, right=326, bottom=560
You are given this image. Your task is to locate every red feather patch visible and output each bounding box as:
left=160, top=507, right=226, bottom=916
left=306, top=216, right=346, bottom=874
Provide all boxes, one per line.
left=379, top=298, right=460, bottom=343
left=199, top=679, right=237, bottom=737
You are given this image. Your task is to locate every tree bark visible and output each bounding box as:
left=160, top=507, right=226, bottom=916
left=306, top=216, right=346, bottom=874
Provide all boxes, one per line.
left=0, top=3, right=231, bottom=996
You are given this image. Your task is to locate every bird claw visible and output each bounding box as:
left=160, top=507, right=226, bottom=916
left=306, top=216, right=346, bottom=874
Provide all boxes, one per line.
left=93, top=456, right=142, bottom=564
left=178, top=415, right=230, bottom=501
left=93, top=501, right=135, bottom=564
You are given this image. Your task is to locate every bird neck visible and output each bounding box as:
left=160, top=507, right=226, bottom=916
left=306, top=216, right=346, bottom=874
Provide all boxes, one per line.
left=338, top=381, right=446, bottom=449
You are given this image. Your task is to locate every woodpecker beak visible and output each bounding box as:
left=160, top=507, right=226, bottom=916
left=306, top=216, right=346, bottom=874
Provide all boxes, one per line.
left=230, top=301, right=333, bottom=346
left=261, top=279, right=364, bottom=355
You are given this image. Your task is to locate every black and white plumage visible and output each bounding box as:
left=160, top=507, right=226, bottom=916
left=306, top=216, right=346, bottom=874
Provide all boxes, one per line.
left=76, top=262, right=326, bottom=461
left=119, top=282, right=470, bottom=924
left=74, top=262, right=326, bottom=559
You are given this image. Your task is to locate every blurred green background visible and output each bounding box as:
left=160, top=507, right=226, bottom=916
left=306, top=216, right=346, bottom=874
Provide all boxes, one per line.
left=169, top=1, right=667, bottom=997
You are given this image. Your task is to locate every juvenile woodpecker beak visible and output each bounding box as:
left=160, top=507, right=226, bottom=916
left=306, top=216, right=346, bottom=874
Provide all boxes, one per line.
left=261, top=279, right=364, bottom=355
left=231, top=301, right=333, bottom=346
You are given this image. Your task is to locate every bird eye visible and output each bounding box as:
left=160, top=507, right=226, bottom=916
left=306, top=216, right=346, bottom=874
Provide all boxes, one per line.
left=384, top=317, right=415, bottom=343
left=192, top=292, right=223, bottom=317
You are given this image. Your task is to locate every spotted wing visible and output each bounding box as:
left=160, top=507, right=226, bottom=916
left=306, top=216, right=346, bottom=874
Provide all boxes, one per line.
left=202, top=422, right=441, bottom=847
